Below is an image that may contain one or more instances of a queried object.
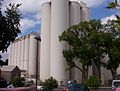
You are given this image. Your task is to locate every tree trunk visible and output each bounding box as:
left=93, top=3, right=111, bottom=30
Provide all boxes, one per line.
left=92, top=60, right=101, bottom=78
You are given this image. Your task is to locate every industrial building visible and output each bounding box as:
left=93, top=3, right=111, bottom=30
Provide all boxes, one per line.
left=8, top=33, right=40, bottom=78
left=8, top=0, right=113, bottom=85
left=40, top=0, right=89, bottom=83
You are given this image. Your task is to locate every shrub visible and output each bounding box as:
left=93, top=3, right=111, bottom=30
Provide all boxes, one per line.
left=43, top=77, right=58, bottom=91
left=85, top=75, right=102, bottom=90
left=11, top=76, right=25, bottom=87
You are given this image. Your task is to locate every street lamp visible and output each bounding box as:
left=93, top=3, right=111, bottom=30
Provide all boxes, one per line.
left=34, top=36, right=41, bottom=90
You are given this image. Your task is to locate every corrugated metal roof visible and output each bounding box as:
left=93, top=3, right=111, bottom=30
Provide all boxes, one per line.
left=0, top=65, right=18, bottom=72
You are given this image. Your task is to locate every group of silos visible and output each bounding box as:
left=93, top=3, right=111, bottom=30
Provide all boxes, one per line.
left=8, top=33, right=40, bottom=77
left=40, top=0, right=89, bottom=83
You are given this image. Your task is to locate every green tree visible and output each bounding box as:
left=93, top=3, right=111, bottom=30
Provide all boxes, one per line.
left=101, top=20, right=120, bottom=77
left=11, top=76, right=25, bottom=87
left=85, top=75, right=102, bottom=91
left=59, top=20, right=106, bottom=80
left=106, top=0, right=120, bottom=77
left=43, top=77, right=58, bottom=91
left=0, top=0, right=21, bottom=53
left=60, top=18, right=120, bottom=79
left=107, top=0, right=119, bottom=9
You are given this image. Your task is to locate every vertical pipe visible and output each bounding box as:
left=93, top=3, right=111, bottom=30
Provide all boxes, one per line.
left=38, top=41, right=41, bottom=79
left=24, top=35, right=30, bottom=75
left=50, top=0, right=69, bottom=83
left=28, top=33, right=37, bottom=77
left=40, top=2, right=51, bottom=81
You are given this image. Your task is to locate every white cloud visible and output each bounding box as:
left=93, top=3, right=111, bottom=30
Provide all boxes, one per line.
left=1, top=0, right=41, bottom=33
left=101, top=15, right=117, bottom=24
left=80, top=0, right=104, bottom=7
left=41, top=0, right=105, bottom=7
left=1, top=0, right=105, bottom=33
left=20, top=18, right=40, bottom=32
left=0, top=52, right=8, bottom=60
left=70, top=0, right=104, bottom=7
left=33, top=12, right=41, bottom=21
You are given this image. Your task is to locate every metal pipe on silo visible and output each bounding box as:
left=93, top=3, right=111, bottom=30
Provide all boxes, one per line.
left=50, top=0, right=69, bottom=82
left=28, top=34, right=37, bottom=77
left=40, top=2, right=51, bottom=81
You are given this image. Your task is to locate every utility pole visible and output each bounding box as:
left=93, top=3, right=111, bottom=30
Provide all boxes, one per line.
left=34, top=36, right=41, bottom=91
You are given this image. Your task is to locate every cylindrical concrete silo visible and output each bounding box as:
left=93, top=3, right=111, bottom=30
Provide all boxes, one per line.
left=80, top=2, right=90, bottom=21
left=13, top=43, right=16, bottom=66
left=20, top=37, right=25, bottom=70
left=11, top=43, right=14, bottom=65
left=70, top=1, right=81, bottom=25
left=50, top=0, right=69, bottom=82
left=69, top=1, right=82, bottom=82
left=24, top=35, right=30, bottom=74
left=40, top=2, right=51, bottom=81
left=117, top=0, right=120, bottom=5
left=28, top=33, right=37, bottom=77
left=17, top=39, right=21, bottom=68
left=8, top=45, right=12, bottom=65
left=15, top=41, right=18, bottom=66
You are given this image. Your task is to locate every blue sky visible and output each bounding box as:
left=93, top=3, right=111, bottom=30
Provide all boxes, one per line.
left=0, top=0, right=118, bottom=60
left=91, top=1, right=116, bottom=19
left=1, top=0, right=117, bottom=36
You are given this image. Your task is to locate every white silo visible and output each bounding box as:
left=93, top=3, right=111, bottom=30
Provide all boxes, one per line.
left=15, top=41, right=18, bottom=66
left=11, top=43, right=14, bottom=65
left=13, top=42, right=16, bottom=65
left=40, top=1, right=51, bottom=81
left=20, top=37, right=25, bottom=70
left=69, top=1, right=82, bottom=82
left=80, top=2, right=90, bottom=21
left=50, top=0, right=69, bottom=82
left=70, top=1, right=81, bottom=25
left=17, top=39, right=21, bottom=68
left=8, top=45, right=12, bottom=65
left=24, top=35, right=30, bottom=74
left=28, top=33, right=37, bottom=77
left=13, top=43, right=16, bottom=65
